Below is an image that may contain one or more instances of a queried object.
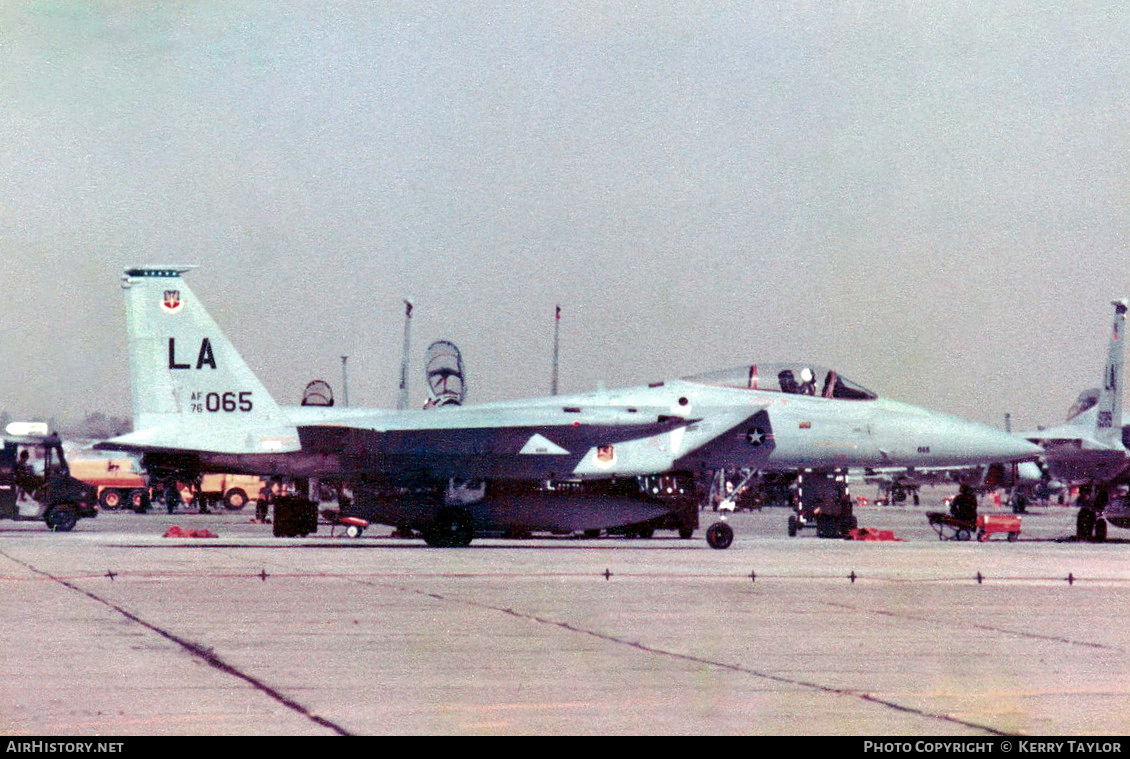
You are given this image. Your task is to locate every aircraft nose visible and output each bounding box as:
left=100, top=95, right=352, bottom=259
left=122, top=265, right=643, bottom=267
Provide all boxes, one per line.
left=877, top=401, right=1043, bottom=466
left=935, top=416, right=1043, bottom=464
left=968, top=427, right=1042, bottom=461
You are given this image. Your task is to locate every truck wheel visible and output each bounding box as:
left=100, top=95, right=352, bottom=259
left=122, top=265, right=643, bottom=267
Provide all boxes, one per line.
left=99, top=489, right=122, bottom=510
left=224, top=489, right=249, bottom=511
left=45, top=504, right=79, bottom=532
left=130, top=489, right=150, bottom=512
left=678, top=526, right=694, bottom=539
left=706, top=521, right=734, bottom=549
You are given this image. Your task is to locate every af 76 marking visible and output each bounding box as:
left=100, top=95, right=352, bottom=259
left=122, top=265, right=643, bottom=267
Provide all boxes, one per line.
left=189, top=391, right=253, bottom=413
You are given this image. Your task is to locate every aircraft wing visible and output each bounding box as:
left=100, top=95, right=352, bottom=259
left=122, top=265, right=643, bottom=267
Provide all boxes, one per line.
left=1017, top=416, right=1120, bottom=451
left=295, top=403, right=768, bottom=481
left=98, top=397, right=775, bottom=482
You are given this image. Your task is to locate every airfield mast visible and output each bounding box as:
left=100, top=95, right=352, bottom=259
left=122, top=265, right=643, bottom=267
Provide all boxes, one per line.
left=340, top=356, right=349, bottom=408
left=398, top=299, right=413, bottom=410
left=551, top=305, right=560, bottom=396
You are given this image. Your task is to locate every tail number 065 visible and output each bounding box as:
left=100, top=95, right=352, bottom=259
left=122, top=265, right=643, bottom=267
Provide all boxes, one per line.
left=191, top=391, right=253, bottom=413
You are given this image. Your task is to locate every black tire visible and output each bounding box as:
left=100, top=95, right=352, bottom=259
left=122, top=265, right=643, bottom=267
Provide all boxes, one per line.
left=787, top=515, right=798, bottom=537
left=1007, top=531, right=1019, bottom=542
left=224, top=488, right=248, bottom=511
left=99, top=489, right=123, bottom=510
left=636, top=526, right=655, bottom=539
left=129, top=489, right=150, bottom=512
left=1094, top=518, right=1108, bottom=543
left=583, top=529, right=601, bottom=539
left=1077, top=508, right=1096, bottom=541
left=423, top=507, right=474, bottom=547
left=678, top=527, right=694, bottom=540
left=706, top=521, right=734, bottom=550
left=956, top=528, right=971, bottom=542
left=45, top=504, right=79, bottom=532
left=345, top=524, right=364, bottom=538
left=815, top=514, right=836, bottom=538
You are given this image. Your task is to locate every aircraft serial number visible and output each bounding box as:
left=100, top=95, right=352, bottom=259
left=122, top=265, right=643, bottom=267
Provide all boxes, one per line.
left=189, top=391, right=253, bottom=413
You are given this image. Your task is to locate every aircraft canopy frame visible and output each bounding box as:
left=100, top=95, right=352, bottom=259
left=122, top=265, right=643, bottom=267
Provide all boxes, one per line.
left=684, top=364, right=877, bottom=401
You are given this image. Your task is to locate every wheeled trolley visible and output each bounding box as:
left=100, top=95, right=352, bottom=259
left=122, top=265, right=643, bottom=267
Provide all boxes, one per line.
left=975, top=513, right=1021, bottom=542
left=927, top=511, right=977, bottom=541
left=927, top=511, right=1021, bottom=542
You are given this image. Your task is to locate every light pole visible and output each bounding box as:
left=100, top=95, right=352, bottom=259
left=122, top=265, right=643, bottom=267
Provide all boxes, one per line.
left=341, top=356, right=349, bottom=408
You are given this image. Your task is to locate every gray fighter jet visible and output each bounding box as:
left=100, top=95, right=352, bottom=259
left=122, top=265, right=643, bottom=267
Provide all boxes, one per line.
left=1020, top=299, right=1130, bottom=540
left=97, top=266, right=1040, bottom=548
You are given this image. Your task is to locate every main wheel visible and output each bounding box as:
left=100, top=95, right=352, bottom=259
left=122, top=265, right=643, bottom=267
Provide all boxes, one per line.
left=45, top=504, right=79, bottom=532
left=1077, top=508, right=1096, bottom=541
left=423, top=507, right=474, bottom=547
left=787, top=515, right=798, bottom=537
left=706, top=521, right=734, bottom=550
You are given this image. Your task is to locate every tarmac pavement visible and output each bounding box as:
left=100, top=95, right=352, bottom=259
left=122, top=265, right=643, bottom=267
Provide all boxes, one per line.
left=1, top=488, right=1128, bottom=736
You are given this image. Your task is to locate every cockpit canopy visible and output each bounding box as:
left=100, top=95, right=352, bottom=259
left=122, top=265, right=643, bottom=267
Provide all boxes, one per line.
left=1066, top=388, right=1100, bottom=421
left=684, top=364, right=877, bottom=400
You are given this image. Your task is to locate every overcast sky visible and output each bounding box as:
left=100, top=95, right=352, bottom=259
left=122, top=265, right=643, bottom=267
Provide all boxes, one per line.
left=2, top=1, right=1128, bottom=431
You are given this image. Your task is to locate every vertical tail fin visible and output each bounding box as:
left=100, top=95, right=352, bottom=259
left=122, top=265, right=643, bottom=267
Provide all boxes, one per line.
left=1095, top=299, right=1127, bottom=447
left=118, top=266, right=298, bottom=453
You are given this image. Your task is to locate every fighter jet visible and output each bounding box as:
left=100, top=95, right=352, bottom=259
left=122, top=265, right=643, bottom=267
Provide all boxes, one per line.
left=1019, top=299, right=1130, bottom=540
left=97, top=266, right=1040, bottom=548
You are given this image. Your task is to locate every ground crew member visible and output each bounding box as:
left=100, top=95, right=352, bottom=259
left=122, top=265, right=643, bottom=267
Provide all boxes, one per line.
left=950, top=484, right=978, bottom=523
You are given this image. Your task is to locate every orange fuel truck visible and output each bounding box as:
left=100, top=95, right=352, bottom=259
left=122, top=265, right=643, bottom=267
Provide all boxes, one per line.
left=67, top=456, right=151, bottom=511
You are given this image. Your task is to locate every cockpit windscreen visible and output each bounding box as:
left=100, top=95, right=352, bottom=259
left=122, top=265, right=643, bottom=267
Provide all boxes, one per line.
left=1066, top=388, right=1100, bottom=421
left=684, top=364, right=877, bottom=400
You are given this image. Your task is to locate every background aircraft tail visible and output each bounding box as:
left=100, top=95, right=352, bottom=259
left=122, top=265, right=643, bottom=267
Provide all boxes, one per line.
left=1094, top=299, right=1127, bottom=448
left=115, top=266, right=298, bottom=454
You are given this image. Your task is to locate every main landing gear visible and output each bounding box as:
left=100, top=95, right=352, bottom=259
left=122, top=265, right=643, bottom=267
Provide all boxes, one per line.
left=1076, top=508, right=1108, bottom=543
left=422, top=506, right=475, bottom=547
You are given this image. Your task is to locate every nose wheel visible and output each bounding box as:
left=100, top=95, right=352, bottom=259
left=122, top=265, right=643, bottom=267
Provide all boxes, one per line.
left=705, top=521, right=734, bottom=550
